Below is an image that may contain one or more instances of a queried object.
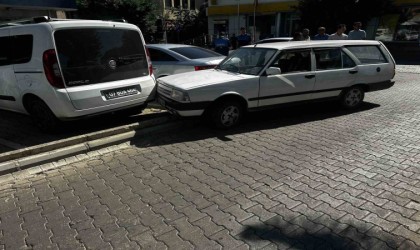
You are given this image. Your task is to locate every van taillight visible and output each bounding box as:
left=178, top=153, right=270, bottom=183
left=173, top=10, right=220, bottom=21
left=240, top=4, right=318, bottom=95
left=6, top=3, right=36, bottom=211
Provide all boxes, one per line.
left=43, top=49, right=64, bottom=88
left=145, top=47, right=153, bottom=75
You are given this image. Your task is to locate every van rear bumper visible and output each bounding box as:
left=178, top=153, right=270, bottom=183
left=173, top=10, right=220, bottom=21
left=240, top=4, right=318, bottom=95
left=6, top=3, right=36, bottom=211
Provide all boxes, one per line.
left=368, top=80, right=395, bottom=92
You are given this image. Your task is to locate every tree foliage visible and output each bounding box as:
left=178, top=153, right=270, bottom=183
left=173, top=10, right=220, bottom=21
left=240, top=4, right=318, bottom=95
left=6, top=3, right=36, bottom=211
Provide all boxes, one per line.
left=294, top=0, right=397, bottom=34
left=164, top=2, right=208, bottom=43
left=76, top=0, right=159, bottom=39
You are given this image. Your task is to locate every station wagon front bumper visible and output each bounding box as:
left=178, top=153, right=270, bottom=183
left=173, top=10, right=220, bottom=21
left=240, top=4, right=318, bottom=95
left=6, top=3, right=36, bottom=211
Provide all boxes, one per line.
left=157, top=94, right=210, bottom=117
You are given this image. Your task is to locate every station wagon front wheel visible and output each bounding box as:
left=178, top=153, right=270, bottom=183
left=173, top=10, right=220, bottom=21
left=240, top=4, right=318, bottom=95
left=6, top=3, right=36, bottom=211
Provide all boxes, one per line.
left=341, top=87, right=365, bottom=109
left=211, top=101, right=243, bottom=129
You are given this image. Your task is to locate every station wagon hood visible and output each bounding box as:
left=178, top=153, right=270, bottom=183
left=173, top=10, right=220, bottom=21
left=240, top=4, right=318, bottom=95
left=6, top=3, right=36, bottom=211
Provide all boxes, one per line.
left=158, top=69, right=247, bottom=90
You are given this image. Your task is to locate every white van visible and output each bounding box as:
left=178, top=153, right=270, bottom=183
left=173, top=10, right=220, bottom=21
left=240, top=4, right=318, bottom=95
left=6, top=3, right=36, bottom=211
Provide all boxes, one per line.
left=0, top=17, right=155, bottom=131
left=157, top=40, right=396, bottom=128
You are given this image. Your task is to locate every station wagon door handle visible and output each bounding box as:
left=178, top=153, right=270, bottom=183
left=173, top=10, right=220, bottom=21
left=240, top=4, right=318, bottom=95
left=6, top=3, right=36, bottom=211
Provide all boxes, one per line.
left=305, top=74, right=315, bottom=79
left=349, top=70, right=358, bottom=74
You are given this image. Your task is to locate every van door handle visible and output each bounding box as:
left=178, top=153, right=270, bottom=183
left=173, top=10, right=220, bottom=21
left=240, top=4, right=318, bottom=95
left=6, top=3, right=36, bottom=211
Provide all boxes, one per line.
left=305, top=74, right=315, bottom=79
left=349, top=70, right=358, bottom=74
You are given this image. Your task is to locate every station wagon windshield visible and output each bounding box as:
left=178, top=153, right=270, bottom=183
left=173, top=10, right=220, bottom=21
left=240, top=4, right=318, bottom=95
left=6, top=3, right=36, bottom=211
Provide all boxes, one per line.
left=217, top=48, right=277, bottom=75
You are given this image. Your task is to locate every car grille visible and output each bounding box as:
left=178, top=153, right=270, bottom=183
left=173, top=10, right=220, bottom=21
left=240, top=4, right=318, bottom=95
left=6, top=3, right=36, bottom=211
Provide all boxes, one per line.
left=157, top=81, right=172, bottom=97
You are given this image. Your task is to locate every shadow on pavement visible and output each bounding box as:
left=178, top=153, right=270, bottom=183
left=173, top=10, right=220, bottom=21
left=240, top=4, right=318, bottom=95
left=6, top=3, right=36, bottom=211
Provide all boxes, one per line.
left=131, top=101, right=380, bottom=148
left=0, top=108, right=168, bottom=153
left=238, top=216, right=399, bottom=249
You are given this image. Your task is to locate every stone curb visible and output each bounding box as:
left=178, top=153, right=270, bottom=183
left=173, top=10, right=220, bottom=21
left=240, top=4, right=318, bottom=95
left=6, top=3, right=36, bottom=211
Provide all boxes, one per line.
left=0, top=114, right=189, bottom=175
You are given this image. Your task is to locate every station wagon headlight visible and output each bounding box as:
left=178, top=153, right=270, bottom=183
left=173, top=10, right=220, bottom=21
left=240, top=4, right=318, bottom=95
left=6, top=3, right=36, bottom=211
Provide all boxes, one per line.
left=171, top=89, right=190, bottom=102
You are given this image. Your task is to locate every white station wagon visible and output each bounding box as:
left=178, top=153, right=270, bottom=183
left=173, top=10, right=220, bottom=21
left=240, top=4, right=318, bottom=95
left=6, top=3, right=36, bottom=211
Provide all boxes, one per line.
left=157, top=40, right=395, bottom=128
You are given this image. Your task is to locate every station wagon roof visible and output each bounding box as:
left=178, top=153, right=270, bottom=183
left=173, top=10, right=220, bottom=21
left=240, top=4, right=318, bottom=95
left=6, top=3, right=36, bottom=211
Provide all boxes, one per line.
left=146, top=44, right=195, bottom=49
left=249, top=40, right=383, bottom=50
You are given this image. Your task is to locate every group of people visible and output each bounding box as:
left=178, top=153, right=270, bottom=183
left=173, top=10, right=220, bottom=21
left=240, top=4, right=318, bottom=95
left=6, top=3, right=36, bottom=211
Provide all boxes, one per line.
left=213, top=21, right=367, bottom=55
left=212, top=27, right=251, bottom=55
left=293, top=22, right=367, bottom=41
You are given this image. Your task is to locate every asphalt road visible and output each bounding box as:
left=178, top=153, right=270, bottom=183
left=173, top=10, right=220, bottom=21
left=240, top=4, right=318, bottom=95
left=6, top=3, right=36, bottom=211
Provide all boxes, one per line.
left=0, top=67, right=419, bottom=249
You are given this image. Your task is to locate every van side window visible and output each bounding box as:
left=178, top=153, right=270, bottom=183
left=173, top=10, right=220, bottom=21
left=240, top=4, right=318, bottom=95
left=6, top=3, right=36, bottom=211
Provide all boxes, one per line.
left=274, top=50, right=311, bottom=74
left=346, top=45, right=387, bottom=64
left=0, top=37, right=11, bottom=66
left=315, top=48, right=356, bottom=70
left=11, top=35, right=33, bottom=64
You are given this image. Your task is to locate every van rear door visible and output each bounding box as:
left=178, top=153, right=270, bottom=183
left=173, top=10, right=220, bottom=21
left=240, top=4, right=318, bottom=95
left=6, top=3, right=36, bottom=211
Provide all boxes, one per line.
left=54, top=27, right=151, bottom=110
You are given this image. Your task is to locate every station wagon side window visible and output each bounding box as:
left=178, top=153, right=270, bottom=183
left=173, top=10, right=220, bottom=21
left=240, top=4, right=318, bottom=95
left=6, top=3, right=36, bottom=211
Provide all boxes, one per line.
left=314, top=48, right=356, bottom=70
left=272, top=49, right=311, bottom=74
left=148, top=48, right=177, bottom=61
left=346, top=45, right=387, bottom=64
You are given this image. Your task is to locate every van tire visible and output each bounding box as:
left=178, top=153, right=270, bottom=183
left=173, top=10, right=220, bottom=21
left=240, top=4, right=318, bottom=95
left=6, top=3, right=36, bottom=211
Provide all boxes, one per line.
left=28, top=99, right=60, bottom=132
left=340, top=86, right=365, bottom=109
left=211, top=100, right=243, bottom=129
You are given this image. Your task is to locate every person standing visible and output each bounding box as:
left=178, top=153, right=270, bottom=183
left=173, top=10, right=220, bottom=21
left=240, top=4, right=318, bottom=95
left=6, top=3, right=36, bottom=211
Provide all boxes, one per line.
left=348, top=21, right=367, bottom=40
left=229, top=33, right=238, bottom=50
left=213, top=32, right=231, bottom=56
left=236, top=27, right=251, bottom=48
left=292, top=32, right=303, bottom=41
left=329, top=24, right=348, bottom=40
left=313, top=27, right=329, bottom=40
left=302, top=28, right=311, bottom=41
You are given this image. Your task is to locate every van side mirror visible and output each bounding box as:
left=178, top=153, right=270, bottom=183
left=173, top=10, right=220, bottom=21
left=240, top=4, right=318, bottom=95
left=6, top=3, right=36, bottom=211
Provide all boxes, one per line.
left=266, top=67, right=282, bottom=75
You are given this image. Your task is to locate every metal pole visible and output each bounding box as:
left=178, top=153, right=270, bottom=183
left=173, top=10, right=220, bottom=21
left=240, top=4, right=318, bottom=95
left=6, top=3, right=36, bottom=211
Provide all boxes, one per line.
left=237, top=0, right=240, bottom=34
left=162, top=0, right=167, bottom=43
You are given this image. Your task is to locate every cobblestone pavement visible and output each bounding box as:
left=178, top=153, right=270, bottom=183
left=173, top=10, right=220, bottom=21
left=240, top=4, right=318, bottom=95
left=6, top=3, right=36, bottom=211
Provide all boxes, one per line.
left=0, top=107, right=166, bottom=154
left=0, top=71, right=419, bottom=249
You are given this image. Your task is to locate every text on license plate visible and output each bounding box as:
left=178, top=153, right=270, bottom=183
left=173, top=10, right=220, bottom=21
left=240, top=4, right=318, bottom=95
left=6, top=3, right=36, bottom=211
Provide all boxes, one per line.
left=102, top=86, right=140, bottom=100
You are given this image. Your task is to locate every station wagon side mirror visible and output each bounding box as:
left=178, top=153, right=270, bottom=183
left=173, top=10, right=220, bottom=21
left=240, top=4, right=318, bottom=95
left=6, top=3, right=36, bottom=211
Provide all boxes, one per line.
left=266, top=67, right=282, bottom=75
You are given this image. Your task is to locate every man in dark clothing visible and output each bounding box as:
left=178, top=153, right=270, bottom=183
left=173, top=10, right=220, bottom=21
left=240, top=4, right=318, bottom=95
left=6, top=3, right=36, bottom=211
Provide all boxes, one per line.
left=313, top=27, right=330, bottom=40
left=213, top=32, right=231, bottom=56
left=236, top=27, right=251, bottom=48
left=230, top=33, right=238, bottom=50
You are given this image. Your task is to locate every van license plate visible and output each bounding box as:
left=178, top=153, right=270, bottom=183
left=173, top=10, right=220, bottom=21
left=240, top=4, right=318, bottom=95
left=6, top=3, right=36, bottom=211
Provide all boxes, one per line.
left=102, top=86, right=140, bottom=100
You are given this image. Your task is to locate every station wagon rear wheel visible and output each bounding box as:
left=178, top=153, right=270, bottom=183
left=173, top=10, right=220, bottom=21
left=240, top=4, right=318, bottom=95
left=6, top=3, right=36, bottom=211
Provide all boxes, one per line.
left=211, top=100, right=243, bottom=129
left=341, top=87, right=365, bottom=109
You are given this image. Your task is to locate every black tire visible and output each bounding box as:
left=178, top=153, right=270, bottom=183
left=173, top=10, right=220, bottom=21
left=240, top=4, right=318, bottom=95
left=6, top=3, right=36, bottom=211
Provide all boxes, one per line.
left=28, top=98, right=60, bottom=132
left=340, top=86, right=365, bottom=109
left=211, top=100, right=243, bottom=129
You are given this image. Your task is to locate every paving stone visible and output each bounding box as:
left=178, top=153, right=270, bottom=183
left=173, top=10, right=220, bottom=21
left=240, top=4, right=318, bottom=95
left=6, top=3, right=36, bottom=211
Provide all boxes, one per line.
left=392, top=225, right=420, bottom=246
left=191, top=216, right=224, bottom=237
left=157, top=229, right=194, bottom=249
left=210, top=229, right=244, bottom=249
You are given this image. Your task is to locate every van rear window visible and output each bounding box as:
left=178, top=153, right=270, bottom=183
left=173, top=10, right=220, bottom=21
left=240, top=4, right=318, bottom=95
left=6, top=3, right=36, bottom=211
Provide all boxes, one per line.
left=346, top=45, right=387, bottom=64
left=54, top=28, right=148, bottom=86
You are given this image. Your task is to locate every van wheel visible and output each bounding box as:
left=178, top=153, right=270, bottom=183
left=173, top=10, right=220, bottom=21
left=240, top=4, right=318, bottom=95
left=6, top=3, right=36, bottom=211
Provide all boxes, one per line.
left=340, top=86, right=365, bottom=109
left=211, top=100, right=243, bottom=129
left=28, top=99, right=60, bottom=132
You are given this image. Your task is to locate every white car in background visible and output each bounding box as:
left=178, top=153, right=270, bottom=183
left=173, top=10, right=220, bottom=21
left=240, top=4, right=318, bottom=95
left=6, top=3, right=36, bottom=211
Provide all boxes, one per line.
left=157, top=40, right=396, bottom=129
left=146, top=44, right=225, bottom=78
